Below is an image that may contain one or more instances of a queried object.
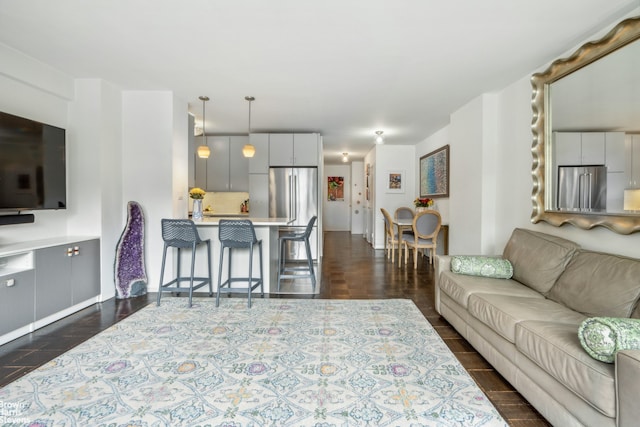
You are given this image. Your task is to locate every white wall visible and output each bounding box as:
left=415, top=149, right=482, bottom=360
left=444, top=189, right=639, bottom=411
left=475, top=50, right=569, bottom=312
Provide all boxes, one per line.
left=0, top=43, right=73, bottom=244
left=351, top=161, right=365, bottom=234
left=368, top=144, right=416, bottom=249
left=122, top=92, right=187, bottom=291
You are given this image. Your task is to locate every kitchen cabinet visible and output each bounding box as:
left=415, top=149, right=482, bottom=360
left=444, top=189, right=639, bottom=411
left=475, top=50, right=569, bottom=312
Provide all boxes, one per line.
left=626, top=134, right=640, bottom=187
left=35, top=239, right=100, bottom=320
left=249, top=174, right=269, bottom=217
left=606, top=132, right=626, bottom=173
left=269, top=133, right=318, bottom=166
left=194, top=136, right=249, bottom=191
left=248, top=134, right=269, bottom=174
left=554, top=132, right=605, bottom=166
left=0, top=253, right=35, bottom=336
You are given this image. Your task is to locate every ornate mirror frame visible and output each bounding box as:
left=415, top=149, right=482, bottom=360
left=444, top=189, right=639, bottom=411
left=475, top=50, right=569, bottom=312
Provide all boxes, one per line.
left=531, top=16, right=640, bottom=234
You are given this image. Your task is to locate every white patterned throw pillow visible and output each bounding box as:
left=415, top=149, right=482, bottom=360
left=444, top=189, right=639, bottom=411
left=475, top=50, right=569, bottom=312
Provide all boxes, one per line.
left=578, top=317, right=640, bottom=363
left=450, top=256, right=513, bottom=279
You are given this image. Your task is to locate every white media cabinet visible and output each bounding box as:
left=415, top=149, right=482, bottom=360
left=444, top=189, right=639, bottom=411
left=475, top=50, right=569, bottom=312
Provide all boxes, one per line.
left=0, top=236, right=101, bottom=346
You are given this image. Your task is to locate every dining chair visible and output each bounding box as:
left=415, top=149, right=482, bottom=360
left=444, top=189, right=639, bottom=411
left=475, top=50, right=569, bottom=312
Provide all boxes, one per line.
left=403, top=210, right=442, bottom=269
left=394, top=206, right=415, bottom=237
left=380, top=208, right=400, bottom=263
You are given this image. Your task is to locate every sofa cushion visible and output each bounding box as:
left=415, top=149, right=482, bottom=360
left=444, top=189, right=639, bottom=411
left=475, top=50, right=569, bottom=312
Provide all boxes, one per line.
left=468, top=294, right=585, bottom=344
left=548, top=250, right=640, bottom=318
left=516, top=320, right=616, bottom=418
left=502, top=228, right=580, bottom=295
left=450, top=256, right=513, bottom=279
left=438, top=270, right=543, bottom=310
left=578, top=317, right=640, bottom=363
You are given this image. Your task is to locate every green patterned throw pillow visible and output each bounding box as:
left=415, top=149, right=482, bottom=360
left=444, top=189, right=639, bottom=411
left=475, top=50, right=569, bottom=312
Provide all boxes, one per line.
left=578, top=317, right=640, bottom=363
left=450, top=256, right=513, bottom=279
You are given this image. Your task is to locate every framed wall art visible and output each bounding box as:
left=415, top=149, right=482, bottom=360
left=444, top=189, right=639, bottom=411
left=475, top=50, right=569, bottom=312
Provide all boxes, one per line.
left=327, top=176, right=345, bottom=201
left=385, top=170, right=405, bottom=193
left=420, top=145, right=449, bottom=198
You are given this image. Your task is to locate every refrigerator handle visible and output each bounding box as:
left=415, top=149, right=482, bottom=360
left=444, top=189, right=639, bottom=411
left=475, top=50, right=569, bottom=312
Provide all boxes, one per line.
left=586, top=173, right=592, bottom=209
left=578, top=173, right=585, bottom=209
left=293, top=174, right=298, bottom=219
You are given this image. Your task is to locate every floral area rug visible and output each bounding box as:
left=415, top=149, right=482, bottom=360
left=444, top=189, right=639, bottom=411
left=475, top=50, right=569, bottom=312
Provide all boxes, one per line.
left=0, top=298, right=507, bottom=426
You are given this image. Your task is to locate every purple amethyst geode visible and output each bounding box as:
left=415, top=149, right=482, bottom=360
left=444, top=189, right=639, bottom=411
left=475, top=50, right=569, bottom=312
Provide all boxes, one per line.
left=114, top=201, right=148, bottom=298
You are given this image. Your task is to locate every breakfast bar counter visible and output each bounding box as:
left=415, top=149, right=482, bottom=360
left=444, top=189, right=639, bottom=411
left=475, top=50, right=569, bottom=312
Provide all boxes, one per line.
left=181, top=217, right=293, bottom=295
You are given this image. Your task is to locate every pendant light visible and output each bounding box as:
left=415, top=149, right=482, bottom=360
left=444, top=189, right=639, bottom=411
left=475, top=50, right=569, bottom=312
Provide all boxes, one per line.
left=197, top=96, right=210, bottom=159
left=242, top=96, right=256, bottom=158
left=375, top=130, right=385, bottom=144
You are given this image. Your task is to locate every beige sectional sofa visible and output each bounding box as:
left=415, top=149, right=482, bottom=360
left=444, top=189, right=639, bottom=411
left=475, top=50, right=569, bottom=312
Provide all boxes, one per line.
left=434, top=228, right=640, bottom=427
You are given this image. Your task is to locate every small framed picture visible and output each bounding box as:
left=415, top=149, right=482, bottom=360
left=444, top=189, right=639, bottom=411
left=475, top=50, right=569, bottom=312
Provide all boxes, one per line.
left=386, top=170, right=405, bottom=193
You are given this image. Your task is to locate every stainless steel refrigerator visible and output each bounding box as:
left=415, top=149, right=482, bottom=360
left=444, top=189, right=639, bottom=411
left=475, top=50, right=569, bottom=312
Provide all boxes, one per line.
left=269, top=167, right=319, bottom=260
left=557, top=165, right=607, bottom=212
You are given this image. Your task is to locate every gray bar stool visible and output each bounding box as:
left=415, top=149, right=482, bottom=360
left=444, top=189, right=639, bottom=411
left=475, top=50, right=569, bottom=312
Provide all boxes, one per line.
left=216, top=219, right=264, bottom=308
left=277, top=216, right=317, bottom=292
left=157, top=219, right=213, bottom=308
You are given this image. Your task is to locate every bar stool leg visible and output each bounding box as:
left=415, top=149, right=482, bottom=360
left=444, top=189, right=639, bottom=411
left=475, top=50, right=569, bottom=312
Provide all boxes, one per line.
left=247, top=245, right=253, bottom=308
left=216, top=246, right=225, bottom=307
left=157, top=244, right=168, bottom=306
left=206, top=240, right=213, bottom=297
left=259, top=241, right=264, bottom=297
left=305, top=238, right=316, bottom=291
left=188, top=242, right=196, bottom=308
left=277, top=238, right=284, bottom=292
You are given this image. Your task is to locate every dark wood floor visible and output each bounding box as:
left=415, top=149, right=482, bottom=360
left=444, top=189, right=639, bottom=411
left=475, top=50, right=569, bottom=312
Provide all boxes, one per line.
left=0, top=232, right=550, bottom=426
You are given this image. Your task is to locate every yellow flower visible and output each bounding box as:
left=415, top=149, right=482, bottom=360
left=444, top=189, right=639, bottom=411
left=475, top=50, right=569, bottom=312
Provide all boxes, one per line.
left=189, top=187, right=206, bottom=199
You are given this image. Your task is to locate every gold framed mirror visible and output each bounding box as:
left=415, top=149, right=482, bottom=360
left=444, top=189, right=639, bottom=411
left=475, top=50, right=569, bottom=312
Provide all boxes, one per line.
left=531, top=15, right=640, bottom=234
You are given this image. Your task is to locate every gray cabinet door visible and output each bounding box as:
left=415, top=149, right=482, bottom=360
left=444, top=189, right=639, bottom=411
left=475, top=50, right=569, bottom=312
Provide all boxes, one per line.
left=35, top=245, right=72, bottom=320
left=71, top=239, right=101, bottom=304
left=0, top=270, right=35, bottom=335
left=229, top=136, right=250, bottom=191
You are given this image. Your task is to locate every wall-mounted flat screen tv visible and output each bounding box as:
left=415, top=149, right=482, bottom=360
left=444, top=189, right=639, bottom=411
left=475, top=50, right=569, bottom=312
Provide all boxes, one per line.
left=0, top=111, right=66, bottom=211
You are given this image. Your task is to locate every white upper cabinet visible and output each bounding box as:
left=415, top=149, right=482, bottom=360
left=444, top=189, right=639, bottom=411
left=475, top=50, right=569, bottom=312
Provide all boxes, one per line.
left=554, top=132, right=605, bottom=166
left=605, top=132, right=625, bottom=173
left=248, top=133, right=269, bottom=174
left=293, top=133, right=319, bottom=166
left=269, top=134, right=295, bottom=166
left=228, top=136, right=250, bottom=191
left=194, top=136, right=249, bottom=191
left=207, top=137, right=231, bottom=191
left=269, top=133, right=318, bottom=166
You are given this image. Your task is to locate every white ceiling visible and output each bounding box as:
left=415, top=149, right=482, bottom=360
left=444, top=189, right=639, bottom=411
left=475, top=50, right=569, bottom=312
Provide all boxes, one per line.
left=0, top=0, right=638, bottom=164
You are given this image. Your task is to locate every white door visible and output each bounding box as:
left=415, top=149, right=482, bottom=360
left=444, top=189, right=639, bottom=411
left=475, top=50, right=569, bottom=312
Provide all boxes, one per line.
left=323, top=165, right=351, bottom=231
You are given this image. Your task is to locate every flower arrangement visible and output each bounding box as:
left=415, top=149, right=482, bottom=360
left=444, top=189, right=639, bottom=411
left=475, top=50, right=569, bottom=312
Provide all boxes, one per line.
left=414, top=197, right=434, bottom=208
left=189, top=187, right=206, bottom=199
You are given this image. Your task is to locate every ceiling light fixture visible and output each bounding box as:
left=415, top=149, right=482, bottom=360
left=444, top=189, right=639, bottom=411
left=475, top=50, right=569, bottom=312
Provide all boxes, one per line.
left=197, top=96, right=211, bottom=158
left=242, top=96, right=256, bottom=158
left=342, top=152, right=349, bottom=162
left=375, top=130, right=384, bottom=144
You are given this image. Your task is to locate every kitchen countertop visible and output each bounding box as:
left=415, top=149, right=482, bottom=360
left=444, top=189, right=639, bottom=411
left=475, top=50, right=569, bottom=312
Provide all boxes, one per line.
left=192, top=217, right=294, bottom=226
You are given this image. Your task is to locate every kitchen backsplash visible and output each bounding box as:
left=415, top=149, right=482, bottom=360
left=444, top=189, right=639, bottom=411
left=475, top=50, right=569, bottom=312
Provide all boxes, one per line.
left=190, top=192, right=249, bottom=214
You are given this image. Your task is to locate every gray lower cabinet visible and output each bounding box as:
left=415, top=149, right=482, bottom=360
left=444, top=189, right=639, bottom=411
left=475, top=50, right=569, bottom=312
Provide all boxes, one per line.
left=35, top=239, right=100, bottom=320
left=0, top=270, right=35, bottom=336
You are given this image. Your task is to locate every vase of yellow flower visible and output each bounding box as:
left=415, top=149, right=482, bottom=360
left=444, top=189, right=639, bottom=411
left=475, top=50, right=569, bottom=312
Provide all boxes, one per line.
left=413, top=197, right=435, bottom=213
left=189, top=187, right=206, bottom=221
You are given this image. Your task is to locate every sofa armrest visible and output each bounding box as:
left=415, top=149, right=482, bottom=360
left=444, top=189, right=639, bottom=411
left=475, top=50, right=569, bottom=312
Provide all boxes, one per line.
left=434, top=255, right=452, bottom=315
left=616, top=349, right=640, bottom=427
